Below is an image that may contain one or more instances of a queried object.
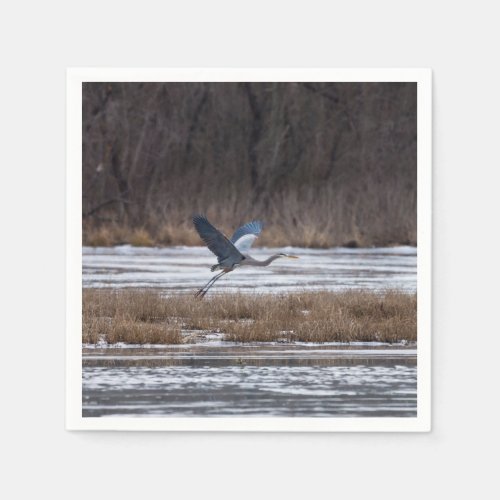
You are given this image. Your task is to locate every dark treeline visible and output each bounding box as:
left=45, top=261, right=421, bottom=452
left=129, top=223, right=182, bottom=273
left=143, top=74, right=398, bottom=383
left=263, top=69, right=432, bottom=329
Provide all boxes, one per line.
left=82, top=82, right=416, bottom=247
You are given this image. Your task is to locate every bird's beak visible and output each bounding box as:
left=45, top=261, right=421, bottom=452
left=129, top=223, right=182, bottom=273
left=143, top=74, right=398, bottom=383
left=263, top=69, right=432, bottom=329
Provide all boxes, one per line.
left=286, top=255, right=299, bottom=259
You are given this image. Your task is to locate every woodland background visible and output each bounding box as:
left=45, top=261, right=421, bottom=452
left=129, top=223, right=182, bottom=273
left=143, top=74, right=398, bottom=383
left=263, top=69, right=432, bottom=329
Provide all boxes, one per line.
left=82, top=82, right=417, bottom=247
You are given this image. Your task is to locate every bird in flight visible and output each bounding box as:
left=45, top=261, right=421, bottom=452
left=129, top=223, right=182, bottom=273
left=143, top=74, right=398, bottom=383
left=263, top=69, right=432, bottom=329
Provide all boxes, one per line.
left=192, top=215, right=298, bottom=298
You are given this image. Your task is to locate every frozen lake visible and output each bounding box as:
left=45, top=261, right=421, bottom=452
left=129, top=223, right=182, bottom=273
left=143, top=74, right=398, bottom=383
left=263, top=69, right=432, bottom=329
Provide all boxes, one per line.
left=83, top=344, right=417, bottom=417
left=83, top=245, right=416, bottom=293
left=82, top=245, right=418, bottom=418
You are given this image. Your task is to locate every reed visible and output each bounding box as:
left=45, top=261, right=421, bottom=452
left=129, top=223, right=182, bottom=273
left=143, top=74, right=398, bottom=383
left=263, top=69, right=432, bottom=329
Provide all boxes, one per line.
left=83, top=180, right=416, bottom=248
left=83, top=289, right=417, bottom=344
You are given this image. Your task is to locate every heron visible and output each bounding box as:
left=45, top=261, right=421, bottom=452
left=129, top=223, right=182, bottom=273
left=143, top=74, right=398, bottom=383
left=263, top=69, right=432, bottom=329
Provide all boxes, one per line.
left=192, top=215, right=299, bottom=298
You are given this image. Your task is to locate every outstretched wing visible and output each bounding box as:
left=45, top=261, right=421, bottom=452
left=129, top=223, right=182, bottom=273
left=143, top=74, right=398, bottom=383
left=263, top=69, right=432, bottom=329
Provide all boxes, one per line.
left=192, top=215, right=243, bottom=264
left=231, top=220, right=264, bottom=253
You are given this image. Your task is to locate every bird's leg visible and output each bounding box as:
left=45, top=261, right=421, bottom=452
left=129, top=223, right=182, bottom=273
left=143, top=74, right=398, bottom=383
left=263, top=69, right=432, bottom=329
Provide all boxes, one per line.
left=197, top=271, right=229, bottom=298
left=194, top=274, right=219, bottom=298
left=194, top=270, right=227, bottom=298
left=198, top=271, right=227, bottom=298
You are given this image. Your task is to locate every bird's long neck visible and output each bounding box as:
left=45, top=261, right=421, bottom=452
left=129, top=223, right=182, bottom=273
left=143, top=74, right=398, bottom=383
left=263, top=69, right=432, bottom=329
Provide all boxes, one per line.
left=250, top=254, right=282, bottom=267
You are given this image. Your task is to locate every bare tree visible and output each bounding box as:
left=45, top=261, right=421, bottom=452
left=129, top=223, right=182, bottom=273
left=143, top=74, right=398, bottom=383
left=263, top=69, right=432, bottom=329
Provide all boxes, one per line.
left=82, top=82, right=417, bottom=247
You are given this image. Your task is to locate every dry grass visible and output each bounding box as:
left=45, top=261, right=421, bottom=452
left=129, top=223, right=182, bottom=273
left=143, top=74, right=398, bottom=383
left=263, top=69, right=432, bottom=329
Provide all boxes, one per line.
left=83, top=289, right=417, bottom=344
left=84, top=225, right=159, bottom=247
left=83, top=289, right=182, bottom=344
left=82, top=184, right=416, bottom=248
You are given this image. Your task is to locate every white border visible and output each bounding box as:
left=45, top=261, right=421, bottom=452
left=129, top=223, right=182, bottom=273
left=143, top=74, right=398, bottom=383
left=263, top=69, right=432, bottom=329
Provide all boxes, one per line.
left=66, top=68, right=431, bottom=432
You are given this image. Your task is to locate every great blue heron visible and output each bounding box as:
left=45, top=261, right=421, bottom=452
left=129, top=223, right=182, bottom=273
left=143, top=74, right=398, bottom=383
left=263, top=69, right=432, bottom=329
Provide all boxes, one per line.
left=192, top=215, right=298, bottom=298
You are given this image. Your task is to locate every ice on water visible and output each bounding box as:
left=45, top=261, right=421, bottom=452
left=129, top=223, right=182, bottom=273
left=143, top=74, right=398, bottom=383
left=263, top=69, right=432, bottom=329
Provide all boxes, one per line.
left=82, top=345, right=417, bottom=418
left=83, top=245, right=416, bottom=293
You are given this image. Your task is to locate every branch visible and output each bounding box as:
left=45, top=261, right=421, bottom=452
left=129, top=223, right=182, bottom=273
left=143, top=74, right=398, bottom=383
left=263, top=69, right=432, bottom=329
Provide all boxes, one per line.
left=83, top=197, right=131, bottom=218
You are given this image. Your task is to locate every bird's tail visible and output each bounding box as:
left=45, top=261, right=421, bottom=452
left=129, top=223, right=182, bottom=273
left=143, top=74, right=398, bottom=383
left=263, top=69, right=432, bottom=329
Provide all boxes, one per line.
left=211, top=264, right=221, bottom=272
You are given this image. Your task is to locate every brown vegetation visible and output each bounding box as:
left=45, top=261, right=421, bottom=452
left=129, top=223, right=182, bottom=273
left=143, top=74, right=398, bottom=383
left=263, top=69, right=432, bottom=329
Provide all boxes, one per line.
left=83, top=289, right=417, bottom=344
left=82, top=82, right=416, bottom=248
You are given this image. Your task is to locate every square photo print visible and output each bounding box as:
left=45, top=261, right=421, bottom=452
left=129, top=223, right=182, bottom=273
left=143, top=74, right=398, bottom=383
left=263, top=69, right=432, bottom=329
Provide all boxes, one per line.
left=66, top=68, right=431, bottom=431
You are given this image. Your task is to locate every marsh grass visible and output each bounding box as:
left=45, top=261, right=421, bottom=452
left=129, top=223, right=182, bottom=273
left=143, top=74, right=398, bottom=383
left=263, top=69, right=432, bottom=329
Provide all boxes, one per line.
left=83, top=289, right=417, bottom=344
left=82, top=184, right=416, bottom=248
